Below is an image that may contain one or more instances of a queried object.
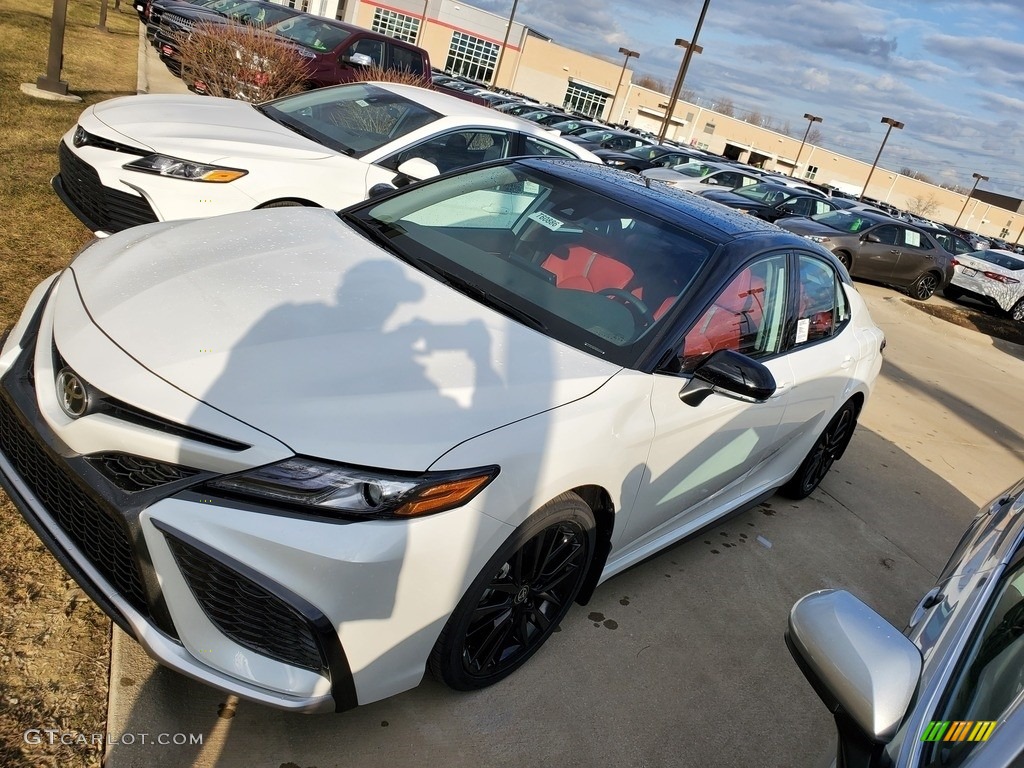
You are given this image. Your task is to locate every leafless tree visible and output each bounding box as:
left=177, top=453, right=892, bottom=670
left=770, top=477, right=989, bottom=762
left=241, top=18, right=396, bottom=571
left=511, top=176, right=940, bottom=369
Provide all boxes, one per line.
left=715, top=97, right=735, bottom=117
left=906, top=193, right=941, bottom=218
left=178, top=22, right=311, bottom=101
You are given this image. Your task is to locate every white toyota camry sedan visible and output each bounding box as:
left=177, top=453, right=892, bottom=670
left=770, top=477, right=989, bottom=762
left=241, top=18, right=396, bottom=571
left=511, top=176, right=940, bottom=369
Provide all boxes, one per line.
left=1, top=158, right=884, bottom=712
left=52, top=82, right=599, bottom=236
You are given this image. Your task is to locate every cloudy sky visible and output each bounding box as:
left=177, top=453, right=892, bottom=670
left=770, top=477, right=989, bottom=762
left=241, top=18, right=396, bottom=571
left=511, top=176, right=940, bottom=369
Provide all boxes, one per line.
left=472, top=0, right=1024, bottom=198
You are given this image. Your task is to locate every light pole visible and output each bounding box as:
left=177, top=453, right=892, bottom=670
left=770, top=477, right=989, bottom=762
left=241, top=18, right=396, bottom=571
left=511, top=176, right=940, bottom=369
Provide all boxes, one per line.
left=657, top=0, right=710, bottom=145
left=491, top=0, right=521, bottom=87
left=418, top=0, right=429, bottom=45
left=612, top=47, right=639, bottom=125
left=859, top=116, right=904, bottom=201
left=954, top=172, right=989, bottom=228
left=790, top=113, right=822, bottom=177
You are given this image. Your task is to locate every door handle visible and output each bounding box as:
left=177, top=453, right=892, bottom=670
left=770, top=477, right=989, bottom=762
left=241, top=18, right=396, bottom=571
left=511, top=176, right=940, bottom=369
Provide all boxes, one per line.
left=889, top=249, right=901, bottom=255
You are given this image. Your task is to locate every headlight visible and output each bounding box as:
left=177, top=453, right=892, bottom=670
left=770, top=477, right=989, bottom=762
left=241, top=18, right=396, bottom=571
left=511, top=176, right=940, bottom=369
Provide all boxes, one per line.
left=206, top=458, right=499, bottom=520
left=122, top=154, right=247, bottom=183
left=805, top=235, right=831, bottom=244
left=604, top=159, right=626, bottom=167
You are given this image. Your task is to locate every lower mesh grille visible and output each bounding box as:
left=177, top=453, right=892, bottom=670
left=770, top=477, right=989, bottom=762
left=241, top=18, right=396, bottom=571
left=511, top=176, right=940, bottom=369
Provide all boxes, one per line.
left=58, top=142, right=158, bottom=231
left=164, top=533, right=326, bottom=674
left=0, top=391, right=150, bottom=614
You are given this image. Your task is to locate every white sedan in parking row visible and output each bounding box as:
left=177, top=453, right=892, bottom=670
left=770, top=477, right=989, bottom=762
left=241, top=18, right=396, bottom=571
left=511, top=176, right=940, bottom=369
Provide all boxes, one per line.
left=944, top=249, right=1024, bottom=321
left=641, top=160, right=765, bottom=193
left=2, top=159, right=884, bottom=712
left=52, top=82, right=599, bottom=235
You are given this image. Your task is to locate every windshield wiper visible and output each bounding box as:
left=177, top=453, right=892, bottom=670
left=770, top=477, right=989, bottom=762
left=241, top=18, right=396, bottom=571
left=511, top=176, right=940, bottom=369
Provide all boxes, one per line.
left=439, top=271, right=547, bottom=331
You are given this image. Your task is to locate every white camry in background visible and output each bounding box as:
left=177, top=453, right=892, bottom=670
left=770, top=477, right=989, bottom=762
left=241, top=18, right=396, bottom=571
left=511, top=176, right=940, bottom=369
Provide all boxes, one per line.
left=2, top=159, right=883, bottom=712
left=53, top=82, right=599, bottom=235
left=944, top=249, right=1024, bottom=321
left=641, top=160, right=765, bottom=194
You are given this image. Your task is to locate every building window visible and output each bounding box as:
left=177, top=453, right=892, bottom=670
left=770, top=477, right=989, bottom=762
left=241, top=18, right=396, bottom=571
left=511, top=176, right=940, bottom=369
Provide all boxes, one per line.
left=804, top=164, right=819, bottom=181
left=703, top=122, right=715, bottom=134
left=445, top=31, right=499, bottom=82
left=371, top=7, right=421, bottom=44
left=284, top=0, right=310, bottom=11
left=335, top=1, right=346, bottom=20
left=563, top=83, right=609, bottom=118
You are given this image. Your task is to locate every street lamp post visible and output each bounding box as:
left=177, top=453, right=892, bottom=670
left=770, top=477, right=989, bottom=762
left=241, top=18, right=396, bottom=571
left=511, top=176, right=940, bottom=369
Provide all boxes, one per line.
left=954, top=172, right=990, bottom=228
left=790, top=113, right=822, bottom=177
left=859, top=116, right=904, bottom=201
left=657, top=0, right=710, bottom=145
left=612, top=47, right=639, bottom=124
left=491, top=0, right=521, bottom=88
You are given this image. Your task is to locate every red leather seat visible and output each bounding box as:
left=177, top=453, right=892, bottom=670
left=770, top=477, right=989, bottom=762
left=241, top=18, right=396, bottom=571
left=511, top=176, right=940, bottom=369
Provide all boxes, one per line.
left=542, top=245, right=634, bottom=293
left=682, top=268, right=765, bottom=361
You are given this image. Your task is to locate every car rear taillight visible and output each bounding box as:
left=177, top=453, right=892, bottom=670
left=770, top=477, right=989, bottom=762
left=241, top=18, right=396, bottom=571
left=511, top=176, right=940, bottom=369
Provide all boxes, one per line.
left=950, top=259, right=959, bottom=267
left=983, top=271, right=1020, bottom=284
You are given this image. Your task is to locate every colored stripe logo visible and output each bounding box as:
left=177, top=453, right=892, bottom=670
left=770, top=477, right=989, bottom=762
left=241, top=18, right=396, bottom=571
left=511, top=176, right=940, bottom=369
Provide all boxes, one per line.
left=921, top=721, right=997, bottom=742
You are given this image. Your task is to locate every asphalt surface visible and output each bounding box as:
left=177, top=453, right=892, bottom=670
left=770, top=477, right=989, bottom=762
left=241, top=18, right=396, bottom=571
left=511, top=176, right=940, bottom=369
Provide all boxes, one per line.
left=96, top=40, right=1024, bottom=768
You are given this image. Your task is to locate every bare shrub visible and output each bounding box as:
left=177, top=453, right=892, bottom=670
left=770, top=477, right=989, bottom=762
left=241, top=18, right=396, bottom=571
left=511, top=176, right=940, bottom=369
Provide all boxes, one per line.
left=178, top=21, right=311, bottom=101
left=356, top=63, right=431, bottom=88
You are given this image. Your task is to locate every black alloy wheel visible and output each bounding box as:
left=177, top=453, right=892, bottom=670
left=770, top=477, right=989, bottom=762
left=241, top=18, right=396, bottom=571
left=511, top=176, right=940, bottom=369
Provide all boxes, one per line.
left=909, top=272, right=940, bottom=300
left=430, top=494, right=595, bottom=690
left=834, top=250, right=852, bottom=270
left=780, top=401, right=858, bottom=500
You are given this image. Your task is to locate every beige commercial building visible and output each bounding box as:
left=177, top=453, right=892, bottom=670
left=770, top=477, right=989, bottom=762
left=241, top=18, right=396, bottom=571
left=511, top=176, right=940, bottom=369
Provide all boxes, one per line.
left=284, top=0, right=1024, bottom=241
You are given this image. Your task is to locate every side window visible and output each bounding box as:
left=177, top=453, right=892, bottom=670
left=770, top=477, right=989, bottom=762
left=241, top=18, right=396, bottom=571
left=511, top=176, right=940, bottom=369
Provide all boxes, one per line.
left=521, top=136, right=577, bottom=159
left=679, top=253, right=788, bottom=370
left=902, top=227, right=926, bottom=249
left=716, top=172, right=740, bottom=187
left=794, top=255, right=846, bottom=346
left=921, top=561, right=1024, bottom=767
left=812, top=199, right=835, bottom=216
left=738, top=175, right=760, bottom=188
left=346, top=38, right=384, bottom=66
left=383, top=130, right=513, bottom=174
left=389, top=45, right=424, bottom=76
left=872, top=225, right=901, bottom=246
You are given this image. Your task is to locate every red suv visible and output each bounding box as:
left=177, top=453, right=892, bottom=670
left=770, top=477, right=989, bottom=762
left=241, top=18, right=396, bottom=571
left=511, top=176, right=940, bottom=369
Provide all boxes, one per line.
left=267, top=16, right=430, bottom=89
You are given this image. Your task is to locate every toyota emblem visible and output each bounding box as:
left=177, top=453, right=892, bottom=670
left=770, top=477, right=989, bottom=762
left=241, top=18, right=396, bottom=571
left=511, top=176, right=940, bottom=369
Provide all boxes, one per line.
left=55, top=368, right=89, bottom=418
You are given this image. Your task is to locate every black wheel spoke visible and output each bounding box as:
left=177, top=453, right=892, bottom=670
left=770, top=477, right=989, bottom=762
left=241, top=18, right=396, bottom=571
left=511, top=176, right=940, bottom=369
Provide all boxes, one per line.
left=469, top=615, right=514, bottom=673
left=528, top=606, right=551, bottom=633
left=471, top=600, right=512, bottom=620
left=533, top=549, right=583, bottom=594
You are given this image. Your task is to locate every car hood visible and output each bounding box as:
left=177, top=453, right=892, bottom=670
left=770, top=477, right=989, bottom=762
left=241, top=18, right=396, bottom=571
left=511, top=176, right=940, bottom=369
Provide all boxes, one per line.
left=777, top=218, right=836, bottom=236
left=87, top=95, right=335, bottom=164
left=64, top=208, right=622, bottom=468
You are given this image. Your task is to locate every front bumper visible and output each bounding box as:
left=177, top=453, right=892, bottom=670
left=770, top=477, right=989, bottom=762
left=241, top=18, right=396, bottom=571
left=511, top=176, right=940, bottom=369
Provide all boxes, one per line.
left=0, top=274, right=513, bottom=710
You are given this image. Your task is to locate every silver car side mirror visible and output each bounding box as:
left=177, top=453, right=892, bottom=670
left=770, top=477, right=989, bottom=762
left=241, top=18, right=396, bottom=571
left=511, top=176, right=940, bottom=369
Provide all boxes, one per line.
left=787, top=590, right=922, bottom=762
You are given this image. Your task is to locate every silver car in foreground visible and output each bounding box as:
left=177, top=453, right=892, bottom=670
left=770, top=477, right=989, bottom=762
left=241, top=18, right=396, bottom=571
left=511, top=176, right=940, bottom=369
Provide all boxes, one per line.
left=788, top=477, right=1024, bottom=767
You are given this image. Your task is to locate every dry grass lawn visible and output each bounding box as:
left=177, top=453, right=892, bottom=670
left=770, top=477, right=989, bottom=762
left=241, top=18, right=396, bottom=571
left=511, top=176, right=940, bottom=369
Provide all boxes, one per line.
left=0, top=2, right=138, bottom=766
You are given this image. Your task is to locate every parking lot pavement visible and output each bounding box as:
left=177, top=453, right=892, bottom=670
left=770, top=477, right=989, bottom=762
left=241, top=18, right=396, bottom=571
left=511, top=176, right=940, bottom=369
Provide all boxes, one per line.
left=101, top=283, right=1024, bottom=768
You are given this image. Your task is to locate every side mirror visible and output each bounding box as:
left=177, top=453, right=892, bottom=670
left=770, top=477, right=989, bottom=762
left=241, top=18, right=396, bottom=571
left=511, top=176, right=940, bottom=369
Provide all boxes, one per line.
left=396, top=157, right=440, bottom=182
left=679, top=349, right=776, bottom=406
left=368, top=182, right=396, bottom=198
left=787, top=590, right=922, bottom=766
left=343, top=52, right=374, bottom=67
left=861, top=232, right=881, bottom=243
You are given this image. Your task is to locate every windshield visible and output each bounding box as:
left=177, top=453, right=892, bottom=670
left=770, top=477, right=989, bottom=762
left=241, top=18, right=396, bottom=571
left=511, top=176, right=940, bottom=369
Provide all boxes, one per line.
left=670, top=163, right=712, bottom=178
left=225, top=1, right=297, bottom=25
left=577, top=130, right=613, bottom=142
left=346, top=163, right=717, bottom=367
left=624, top=146, right=660, bottom=160
left=732, top=184, right=794, bottom=204
left=809, top=210, right=881, bottom=233
left=257, top=83, right=439, bottom=157
left=268, top=15, right=351, bottom=51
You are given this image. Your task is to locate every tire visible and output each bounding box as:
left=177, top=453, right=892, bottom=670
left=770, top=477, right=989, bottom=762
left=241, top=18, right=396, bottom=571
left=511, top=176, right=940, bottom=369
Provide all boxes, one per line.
left=1011, top=298, right=1024, bottom=323
left=833, top=250, right=852, bottom=270
left=429, top=493, right=596, bottom=691
left=780, top=400, right=858, bottom=500
left=909, top=271, right=940, bottom=301
left=943, top=285, right=964, bottom=301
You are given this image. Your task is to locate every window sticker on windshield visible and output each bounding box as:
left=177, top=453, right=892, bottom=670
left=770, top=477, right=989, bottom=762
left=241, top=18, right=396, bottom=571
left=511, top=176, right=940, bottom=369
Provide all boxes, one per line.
left=355, top=99, right=369, bottom=107
left=905, top=230, right=922, bottom=248
left=529, top=211, right=568, bottom=231
left=795, top=318, right=810, bottom=344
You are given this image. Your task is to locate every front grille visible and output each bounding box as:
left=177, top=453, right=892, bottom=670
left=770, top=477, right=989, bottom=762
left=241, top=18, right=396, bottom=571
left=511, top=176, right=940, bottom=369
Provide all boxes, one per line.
left=88, top=453, right=199, bottom=492
left=58, top=142, right=159, bottom=232
left=72, top=126, right=147, bottom=156
left=0, top=392, right=150, bottom=614
left=165, top=533, right=327, bottom=674
left=163, top=12, right=195, bottom=32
